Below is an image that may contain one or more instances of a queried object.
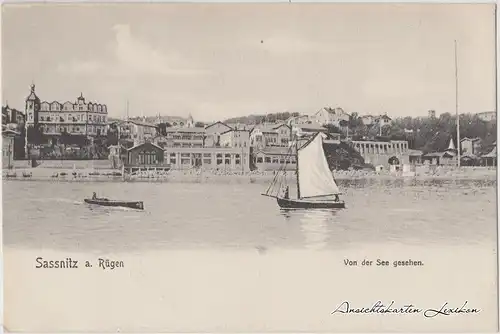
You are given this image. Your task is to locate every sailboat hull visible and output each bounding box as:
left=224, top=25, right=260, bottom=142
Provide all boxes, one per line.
left=276, top=197, right=345, bottom=209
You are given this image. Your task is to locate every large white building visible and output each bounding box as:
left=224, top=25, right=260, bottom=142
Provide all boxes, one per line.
left=311, top=107, right=350, bottom=127
left=25, top=84, right=108, bottom=137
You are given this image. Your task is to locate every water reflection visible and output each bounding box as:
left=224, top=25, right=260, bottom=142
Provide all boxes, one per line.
left=280, top=209, right=339, bottom=250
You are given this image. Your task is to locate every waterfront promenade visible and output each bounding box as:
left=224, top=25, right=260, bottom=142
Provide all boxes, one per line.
left=3, top=160, right=497, bottom=183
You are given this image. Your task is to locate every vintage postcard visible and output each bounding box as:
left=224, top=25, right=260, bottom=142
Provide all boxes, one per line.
left=1, top=2, right=498, bottom=333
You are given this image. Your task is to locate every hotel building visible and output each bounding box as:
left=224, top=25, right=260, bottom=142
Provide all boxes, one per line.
left=25, top=84, right=108, bottom=138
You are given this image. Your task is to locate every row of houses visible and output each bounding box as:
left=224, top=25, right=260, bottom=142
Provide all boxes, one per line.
left=284, top=106, right=392, bottom=128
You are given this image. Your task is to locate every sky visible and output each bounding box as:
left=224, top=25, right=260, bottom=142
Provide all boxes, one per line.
left=1, top=3, right=496, bottom=122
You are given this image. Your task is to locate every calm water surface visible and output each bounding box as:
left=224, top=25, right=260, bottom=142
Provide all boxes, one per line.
left=3, top=178, right=497, bottom=252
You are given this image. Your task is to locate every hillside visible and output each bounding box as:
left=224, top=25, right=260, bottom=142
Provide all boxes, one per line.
left=225, top=111, right=300, bottom=125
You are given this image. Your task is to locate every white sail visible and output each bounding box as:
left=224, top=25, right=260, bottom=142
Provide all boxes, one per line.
left=297, top=133, right=340, bottom=198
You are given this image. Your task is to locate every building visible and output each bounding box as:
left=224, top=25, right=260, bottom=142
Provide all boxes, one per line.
left=25, top=85, right=108, bottom=138
left=311, top=107, right=350, bottom=127
left=252, top=146, right=296, bottom=171
left=480, top=147, right=497, bottom=166
left=124, top=142, right=168, bottom=171
left=408, top=149, right=424, bottom=164
left=351, top=139, right=410, bottom=167
left=292, top=124, right=329, bottom=139
left=108, top=144, right=127, bottom=169
left=285, top=114, right=311, bottom=127
left=476, top=111, right=496, bottom=122
left=154, top=127, right=206, bottom=148
left=219, top=129, right=251, bottom=149
left=154, top=114, right=193, bottom=128
left=361, top=115, right=376, bottom=126
left=2, top=105, right=25, bottom=125
left=118, top=120, right=158, bottom=146
left=421, top=151, right=457, bottom=166
left=164, top=147, right=250, bottom=172
left=376, top=114, right=392, bottom=127
left=204, top=121, right=233, bottom=145
left=2, top=129, right=19, bottom=169
left=460, top=137, right=482, bottom=155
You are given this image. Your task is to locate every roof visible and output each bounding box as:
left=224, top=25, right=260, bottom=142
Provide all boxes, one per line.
left=297, top=124, right=328, bottom=132
left=126, top=120, right=158, bottom=128
left=126, top=142, right=164, bottom=151
left=423, top=151, right=456, bottom=158
left=251, top=122, right=288, bottom=133
left=107, top=144, right=128, bottom=150
left=461, top=153, right=479, bottom=160
left=2, top=129, right=20, bottom=136
left=407, top=149, right=423, bottom=156
left=316, top=107, right=350, bottom=116
left=220, top=129, right=250, bottom=135
left=156, top=116, right=188, bottom=123
left=460, top=137, right=481, bottom=142
left=254, top=146, right=294, bottom=155
left=482, top=147, right=497, bottom=158
left=205, top=121, right=233, bottom=130
left=164, top=127, right=205, bottom=133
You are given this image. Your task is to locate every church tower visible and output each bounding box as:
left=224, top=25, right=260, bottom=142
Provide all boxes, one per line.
left=25, top=84, right=41, bottom=126
left=187, top=113, right=194, bottom=128
left=25, top=84, right=41, bottom=158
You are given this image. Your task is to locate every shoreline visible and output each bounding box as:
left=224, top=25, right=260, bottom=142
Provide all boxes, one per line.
left=3, top=166, right=497, bottom=183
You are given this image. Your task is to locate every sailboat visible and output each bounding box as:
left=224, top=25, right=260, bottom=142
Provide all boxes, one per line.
left=262, top=132, right=345, bottom=209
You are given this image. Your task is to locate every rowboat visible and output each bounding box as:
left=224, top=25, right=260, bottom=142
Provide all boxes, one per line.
left=84, top=198, right=144, bottom=210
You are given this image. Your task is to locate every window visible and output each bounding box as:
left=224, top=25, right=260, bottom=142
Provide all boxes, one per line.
left=181, top=158, right=190, bottom=165
left=257, top=157, right=263, bottom=163
left=203, top=153, right=211, bottom=158
left=272, top=157, right=279, bottom=163
left=265, top=157, right=271, bottom=163
left=217, top=158, right=223, bottom=165
left=203, top=159, right=211, bottom=165
left=225, top=158, right=230, bottom=165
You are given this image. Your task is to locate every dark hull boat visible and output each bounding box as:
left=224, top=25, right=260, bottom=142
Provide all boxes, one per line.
left=276, top=197, right=345, bottom=209
left=84, top=198, right=144, bottom=210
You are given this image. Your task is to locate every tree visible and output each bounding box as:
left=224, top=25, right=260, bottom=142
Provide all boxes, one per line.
left=157, top=122, right=172, bottom=136
left=323, top=124, right=342, bottom=134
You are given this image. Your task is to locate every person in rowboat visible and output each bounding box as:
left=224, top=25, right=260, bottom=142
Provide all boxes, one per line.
left=92, top=192, right=97, bottom=200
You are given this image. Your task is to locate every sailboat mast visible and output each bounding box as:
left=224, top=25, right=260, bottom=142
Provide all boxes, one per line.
left=295, top=139, right=301, bottom=199
left=454, top=40, right=460, bottom=168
